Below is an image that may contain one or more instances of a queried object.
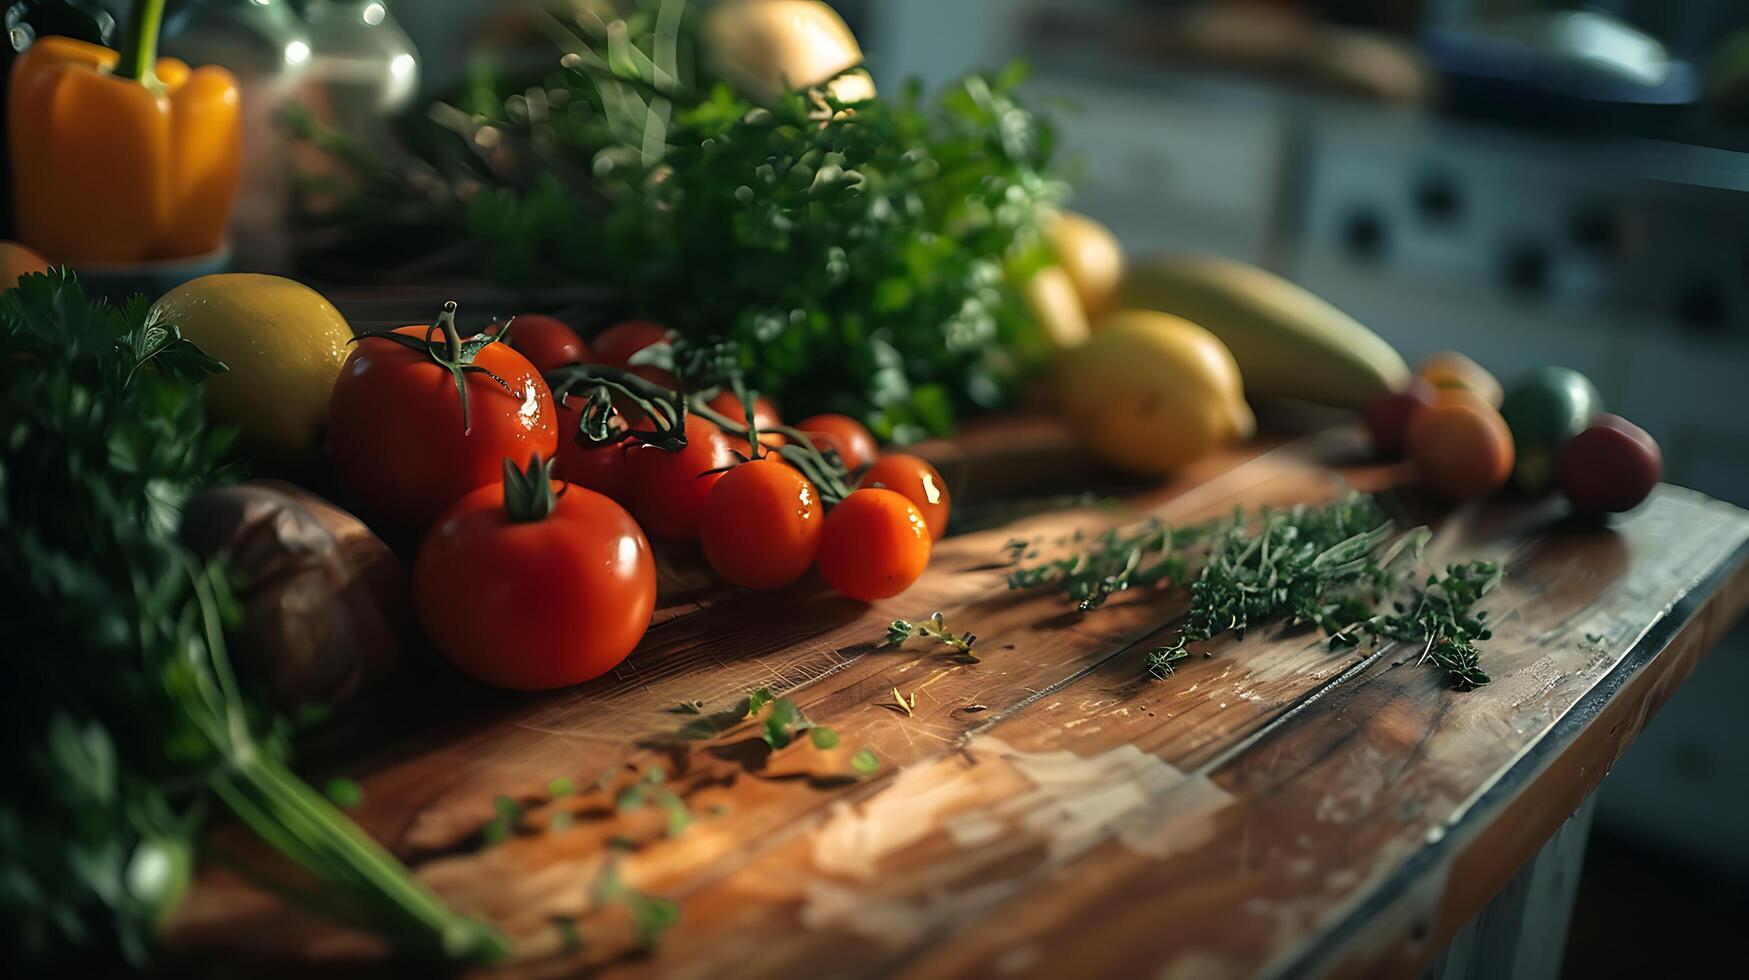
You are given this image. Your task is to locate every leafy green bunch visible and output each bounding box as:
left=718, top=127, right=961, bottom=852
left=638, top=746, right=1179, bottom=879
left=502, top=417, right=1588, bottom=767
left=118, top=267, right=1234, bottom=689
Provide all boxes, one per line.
left=302, top=0, right=1066, bottom=441
left=0, top=272, right=503, bottom=967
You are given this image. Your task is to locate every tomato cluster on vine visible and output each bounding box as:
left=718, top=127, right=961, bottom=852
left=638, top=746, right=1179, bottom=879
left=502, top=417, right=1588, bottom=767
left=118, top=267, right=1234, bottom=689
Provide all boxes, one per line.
left=327, top=306, right=952, bottom=691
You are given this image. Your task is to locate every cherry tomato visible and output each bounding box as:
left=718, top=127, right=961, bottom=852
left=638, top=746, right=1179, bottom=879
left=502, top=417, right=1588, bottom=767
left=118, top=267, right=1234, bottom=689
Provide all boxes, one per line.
left=1559, top=414, right=1660, bottom=513
left=329, top=326, right=557, bottom=527
left=796, top=413, right=878, bottom=471
left=415, top=475, right=656, bottom=691
left=708, top=390, right=785, bottom=457
left=859, top=453, right=951, bottom=539
left=1365, top=378, right=1437, bottom=458
left=625, top=413, right=735, bottom=540
left=817, top=488, right=931, bottom=601
left=1407, top=389, right=1514, bottom=499
left=700, top=457, right=823, bottom=589
left=1418, top=350, right=1502, bottom=407
left=592, top=319, right=676, bottom=388
left=497, top=314, right=588, bottom=374
left=553, top=396, right=634, bottom=502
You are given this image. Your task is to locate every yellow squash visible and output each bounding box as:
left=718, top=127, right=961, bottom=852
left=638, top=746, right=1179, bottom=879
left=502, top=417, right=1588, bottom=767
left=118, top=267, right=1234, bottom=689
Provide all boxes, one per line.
left=1057, top=310, right=1255, bottom=476
left=1118, top=253, right=1408, bottom=410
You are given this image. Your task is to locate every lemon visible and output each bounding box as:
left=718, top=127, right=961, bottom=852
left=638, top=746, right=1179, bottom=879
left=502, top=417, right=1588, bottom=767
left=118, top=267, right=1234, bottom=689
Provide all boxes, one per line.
left=1057, top=310, right=1254, bottom=476
left=152, top=274, right=353, bottom=464
left=1046, top=211, right=1125, bottom=321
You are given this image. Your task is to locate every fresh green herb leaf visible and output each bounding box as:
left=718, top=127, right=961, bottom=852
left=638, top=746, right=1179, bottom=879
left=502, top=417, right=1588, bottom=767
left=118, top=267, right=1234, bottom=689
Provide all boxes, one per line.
left=324, top=778, right=363, bottom=810
left=887, top=612, right=980, bottom=659
left=810, top=727, right=841, bottom=750
left=850, top=749, right=881, bottom=776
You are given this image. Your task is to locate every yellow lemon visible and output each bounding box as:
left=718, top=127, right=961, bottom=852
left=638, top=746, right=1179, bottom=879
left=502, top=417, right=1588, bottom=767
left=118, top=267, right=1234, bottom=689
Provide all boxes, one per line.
left=1047, top=211, right=1125, bottom=321
left=152, top=274, right=352, bottom=465
left=1058, top=310, right=1254, bottom=475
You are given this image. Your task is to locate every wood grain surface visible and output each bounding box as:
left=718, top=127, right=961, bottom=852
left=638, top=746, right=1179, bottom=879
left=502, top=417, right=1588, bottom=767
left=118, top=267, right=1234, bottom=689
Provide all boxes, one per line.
left=166, top=424, right=1749, bottom=979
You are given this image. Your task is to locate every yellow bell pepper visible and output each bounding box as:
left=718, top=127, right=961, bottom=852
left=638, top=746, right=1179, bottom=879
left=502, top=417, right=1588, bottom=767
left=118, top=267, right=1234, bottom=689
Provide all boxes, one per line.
left=7, top=0, right=241, bottom=264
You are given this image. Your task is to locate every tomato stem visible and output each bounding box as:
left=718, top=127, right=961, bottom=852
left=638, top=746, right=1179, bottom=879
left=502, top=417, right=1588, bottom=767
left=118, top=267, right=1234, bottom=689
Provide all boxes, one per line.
left=501, top=455, right=560, bottom=523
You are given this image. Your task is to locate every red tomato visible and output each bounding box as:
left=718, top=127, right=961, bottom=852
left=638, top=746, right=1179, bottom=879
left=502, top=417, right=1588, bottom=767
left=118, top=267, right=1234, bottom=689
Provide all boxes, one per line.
left=415, top=478, right=656, bottom=691
left=329, top=326, right=557, bottom=527
left=554, top=397, right=634, bottom=502
left=1366, top=378, right=1438, bottom=457
left=498, top=314, right=588, bottom=374
left=859, top=453, right=951, bottom=539
left=592, top=319, right=676, bottom=388
left=700, top=457, right=823, bottom=589
left=625, top=413, right=735, bottom=540
left=796, top=413, right=878, bottom=471
left=708, top=391, right=785, bottom=456
left=1558, top=414, right=1661, bottom=513
left=817, top=488, right=931, bottom=601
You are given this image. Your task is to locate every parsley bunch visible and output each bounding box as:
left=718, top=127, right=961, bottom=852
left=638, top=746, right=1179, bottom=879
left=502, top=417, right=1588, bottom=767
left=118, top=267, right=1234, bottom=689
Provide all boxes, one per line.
left=299, top=0, right=1064, bottom=442
left=0, top=272, right=503, bottom=967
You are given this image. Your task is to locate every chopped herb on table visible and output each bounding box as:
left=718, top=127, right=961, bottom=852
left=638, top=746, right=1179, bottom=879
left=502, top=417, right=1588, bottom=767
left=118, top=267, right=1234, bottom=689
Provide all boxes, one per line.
left=1008, top=495, right=1504, bottom=689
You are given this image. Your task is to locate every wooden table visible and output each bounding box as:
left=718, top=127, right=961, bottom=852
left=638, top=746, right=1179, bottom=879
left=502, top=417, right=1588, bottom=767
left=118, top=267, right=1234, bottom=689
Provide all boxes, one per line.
left=170, top=420, right=1749, bottom=978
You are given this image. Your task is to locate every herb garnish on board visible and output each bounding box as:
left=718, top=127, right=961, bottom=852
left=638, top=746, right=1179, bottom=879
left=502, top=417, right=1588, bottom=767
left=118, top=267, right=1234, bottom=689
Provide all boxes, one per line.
left=0, top=272, right=503, bottom=966
left=1008, top=495, right=1503, bottom=689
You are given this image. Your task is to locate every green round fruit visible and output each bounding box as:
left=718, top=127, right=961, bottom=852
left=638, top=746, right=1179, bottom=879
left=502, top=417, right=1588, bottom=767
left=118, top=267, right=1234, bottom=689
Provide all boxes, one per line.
left=1499, top=366, right=1602, bottom=495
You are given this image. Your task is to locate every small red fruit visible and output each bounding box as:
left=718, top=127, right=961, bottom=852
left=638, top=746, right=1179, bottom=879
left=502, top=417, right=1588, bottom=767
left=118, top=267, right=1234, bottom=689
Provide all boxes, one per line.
left=624, top=414, right=735, bottom=540
left=700, top=457, right=823, bottom=589
left=1558, top=415, right=1661, bottom=513
left=796, top=413, right=878, bottom=471
left=592, top=320, right=676, bottom=388
left=859, top=453, right=951, bottom=539
left=497, top=314, right=588, bottom=374
left=817, top=488, right=931, bottom=601
left=1366, top=378, right=1438, bottom=457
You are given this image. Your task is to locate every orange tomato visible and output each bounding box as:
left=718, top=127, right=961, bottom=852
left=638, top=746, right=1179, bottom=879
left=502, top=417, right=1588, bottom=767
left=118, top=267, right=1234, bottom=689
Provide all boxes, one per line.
left=796, top=413, right=878, bottom=471
left=0, top=241, right=50, bottom=288
left=591, top=319, right=676, bottom=388
left=415, top=478, right=656, bottom=690
left=817, top=488, right=931, bottom=601
left=498, top=314, right=588, bottom=374
left=328, top=326, right=557, bottom=527
left=1417, top=351, right=1502, bottom=407
left=1408, top=390, right=1514, bottom=498
left=624, top=414, right=735, bottom=540
left=859, top=453, right=951, bottom=539
left=700, top=457, right=823, bottom=589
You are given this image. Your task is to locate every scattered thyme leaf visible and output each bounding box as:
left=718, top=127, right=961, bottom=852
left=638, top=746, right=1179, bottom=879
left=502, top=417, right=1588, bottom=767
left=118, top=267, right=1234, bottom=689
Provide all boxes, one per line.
left=744, top=687, right=774, bottom=719
left=850, top=749, right=881, bottom=776
left=594, top=861, right=679, bottom=949
left=887, top=687, right=914, bottom=717
left=886, top=612, right=980, bottom=659
left=810, top=727, right=841, bottom=750
left=548, top=777, right=576, bottom=797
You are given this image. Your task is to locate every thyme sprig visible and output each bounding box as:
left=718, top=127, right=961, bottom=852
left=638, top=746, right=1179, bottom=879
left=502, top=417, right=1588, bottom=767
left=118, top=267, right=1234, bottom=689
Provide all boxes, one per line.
left=1007, top=518, right=1214, bottom=611
left=1329, top=561, right=1501, bottom=690
left=887, top=612, right=978, bottom=659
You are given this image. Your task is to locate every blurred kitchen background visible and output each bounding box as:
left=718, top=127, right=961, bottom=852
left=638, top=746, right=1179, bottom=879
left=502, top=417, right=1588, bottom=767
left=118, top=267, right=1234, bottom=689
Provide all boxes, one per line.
left=120, top=0, right=1749, bottom=973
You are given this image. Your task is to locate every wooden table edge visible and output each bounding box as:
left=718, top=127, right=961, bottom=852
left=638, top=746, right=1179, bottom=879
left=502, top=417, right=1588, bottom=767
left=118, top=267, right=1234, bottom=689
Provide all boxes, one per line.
left=1279, top=525, right=1749, bottom=978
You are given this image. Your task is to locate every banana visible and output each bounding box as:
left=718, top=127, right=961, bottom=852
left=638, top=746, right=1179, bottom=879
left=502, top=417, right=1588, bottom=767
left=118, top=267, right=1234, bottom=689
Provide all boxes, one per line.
left=1115, top=253, right=1408, bottom=410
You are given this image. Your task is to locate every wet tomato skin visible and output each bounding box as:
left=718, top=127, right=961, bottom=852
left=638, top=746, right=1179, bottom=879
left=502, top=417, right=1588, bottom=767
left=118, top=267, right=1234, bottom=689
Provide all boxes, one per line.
left=817, top=488, right=931, bottom=601
left=414, top=481, right=656, bottom=691
left=796, top=413, right=878, bottom=471
left=1559, top=414, right=1661, bottom=513
left=700, top=457, right=823, bottom=589
left=859, top=453, right=951, bottom=539
left=328, top=327, right=557, bottom=527
left=625, top=414, right=735, bottom=541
